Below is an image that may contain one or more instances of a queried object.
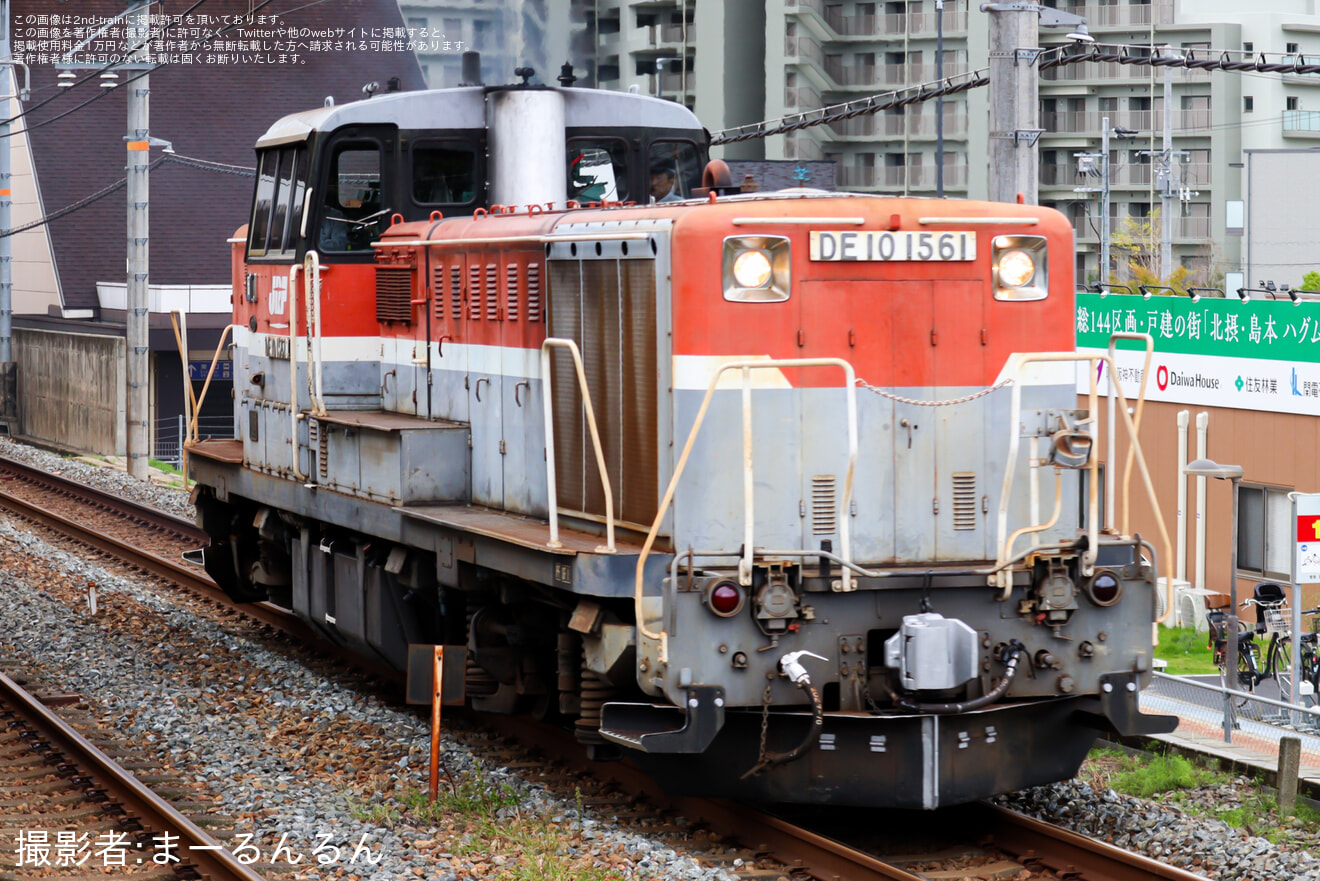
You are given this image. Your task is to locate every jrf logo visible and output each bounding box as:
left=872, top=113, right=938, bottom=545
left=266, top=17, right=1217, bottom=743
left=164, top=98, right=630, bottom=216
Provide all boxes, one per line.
left=270, top=275, right=288, bottom=316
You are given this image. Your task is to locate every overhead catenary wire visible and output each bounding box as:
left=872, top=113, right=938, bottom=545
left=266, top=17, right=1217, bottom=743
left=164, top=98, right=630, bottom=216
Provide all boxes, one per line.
left=0, top=152, right=254, bottom=239
left=710, top=41, right=1320, bottom=146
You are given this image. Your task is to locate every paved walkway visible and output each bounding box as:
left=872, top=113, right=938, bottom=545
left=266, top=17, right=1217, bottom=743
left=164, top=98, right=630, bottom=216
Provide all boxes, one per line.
left=1141, top=685, right=1320, bottom=787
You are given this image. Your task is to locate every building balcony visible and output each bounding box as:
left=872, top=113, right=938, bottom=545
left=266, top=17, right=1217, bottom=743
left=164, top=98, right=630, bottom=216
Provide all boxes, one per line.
left=653, top=22, right=694, bottom=45
left=785, top=84, right=823, bottom=110
left=784, top=133, right=827, bottom=161
left=1040, top=109, right=1210, bottom=135
left=1283, top=109, right=1320, bottom=138
left=826, top=110, right=968, bottom=139
left=1179, top=216, right=1211, bottom=239
left=1082, top=1, right=1174, bottom=28
left=908, top=9, right=969, bottom=36
left=837, top=166, right=879, bottom=188
left=785, top=33, right=826, bottom=69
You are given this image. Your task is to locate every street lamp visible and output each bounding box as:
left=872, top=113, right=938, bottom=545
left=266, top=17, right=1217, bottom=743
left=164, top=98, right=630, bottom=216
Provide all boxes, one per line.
left=1184, top=457, right=1244, bottom=741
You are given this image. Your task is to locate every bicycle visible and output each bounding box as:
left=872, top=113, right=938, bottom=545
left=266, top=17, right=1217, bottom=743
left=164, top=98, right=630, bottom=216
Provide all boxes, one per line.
left=1208, top=593, right=1320, bottom=709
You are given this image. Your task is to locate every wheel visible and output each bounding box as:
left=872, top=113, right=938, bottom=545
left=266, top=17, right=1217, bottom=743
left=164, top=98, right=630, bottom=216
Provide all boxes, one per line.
left=1228, top=638, right=1260, bottom=717
left=1272, top=638, right=1295, bottom=703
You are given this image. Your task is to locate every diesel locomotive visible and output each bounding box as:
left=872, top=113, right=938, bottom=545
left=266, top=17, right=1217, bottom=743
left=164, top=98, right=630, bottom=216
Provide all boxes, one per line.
left=187, top=62, right=1175, bottom=808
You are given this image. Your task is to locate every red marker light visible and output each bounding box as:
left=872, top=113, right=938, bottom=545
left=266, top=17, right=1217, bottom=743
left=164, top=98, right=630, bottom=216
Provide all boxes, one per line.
left=707, top=581, right=743, bottom=617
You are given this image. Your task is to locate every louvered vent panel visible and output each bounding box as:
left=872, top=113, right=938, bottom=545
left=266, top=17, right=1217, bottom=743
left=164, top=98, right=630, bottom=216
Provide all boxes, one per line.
left=432, top=263, right=446, bottom=322
left=527, top=263, right=542, bottom=322
left=375, top=267, right=413, bottom=323
left=468, top=265, right=482, bottom=319
left=451, top=266, right=463, bottom=320
left=952, top=472, right=978, bottom=531
left=486, top=264, right=499, bottom=320
left=811, top=475, right=838, bottom=536
left=506, top=263, right=520, bottom=321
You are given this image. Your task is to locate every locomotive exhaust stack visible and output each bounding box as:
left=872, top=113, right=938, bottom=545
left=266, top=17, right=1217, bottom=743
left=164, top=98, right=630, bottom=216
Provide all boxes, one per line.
left=186, top=76, right=1176, bottom=810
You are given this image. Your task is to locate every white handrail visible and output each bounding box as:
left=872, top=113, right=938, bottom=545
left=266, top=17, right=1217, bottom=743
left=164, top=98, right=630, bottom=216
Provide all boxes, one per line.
left=304, top=250, right=327, bottom=417
left=634, top=357, right=859, bottom=665
left=993, top=351, right=1173, bottom=626
left=288, top=264, right=307, bottom=481
left=540, top=338, right=616, bottom=554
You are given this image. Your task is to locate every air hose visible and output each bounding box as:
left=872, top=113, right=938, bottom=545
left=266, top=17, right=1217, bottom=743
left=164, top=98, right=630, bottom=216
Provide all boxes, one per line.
left=896, top=642, right=1025, bottom=715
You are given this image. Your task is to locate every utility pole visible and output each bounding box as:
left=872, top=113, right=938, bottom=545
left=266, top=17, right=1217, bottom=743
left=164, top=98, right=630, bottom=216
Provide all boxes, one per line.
left=982, top=2, right=1092, bottom=205
left=0, top=1, right=28, bottom=429
left=984, top=3, right=1041, bottom=204
left=936, top=0, right=944, bottom=198
left=126, top=0, right=151, bottom=479
left=1160, top=62, right=1175, bottom=281
left=1100, top=119, right=1111, bottom=282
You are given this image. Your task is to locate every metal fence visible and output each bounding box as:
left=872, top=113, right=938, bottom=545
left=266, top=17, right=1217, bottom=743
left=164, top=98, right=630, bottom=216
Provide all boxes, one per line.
left=152, top=415, right=235, bottom=469
left=1144, top=671, right=1320, bottom=768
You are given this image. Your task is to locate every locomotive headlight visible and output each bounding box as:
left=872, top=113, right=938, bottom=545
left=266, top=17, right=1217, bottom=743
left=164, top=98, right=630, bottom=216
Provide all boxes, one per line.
left=733, top=250, right=773, bottom=288
left=723, top=236, right=791, bottom=302
left=997, top=249, right=1035, bottom=287
left=992, top=235, right=1049, bottom=301
left=1084, top=569, right=1123, bottom=606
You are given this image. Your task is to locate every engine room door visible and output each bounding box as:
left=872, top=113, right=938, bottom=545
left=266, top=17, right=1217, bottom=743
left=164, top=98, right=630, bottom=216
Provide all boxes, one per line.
left=468, top=257, right=504, bottom=508
left=931, top=280, right=989, bottom=561
left=890, top=281, right=936, bottom=563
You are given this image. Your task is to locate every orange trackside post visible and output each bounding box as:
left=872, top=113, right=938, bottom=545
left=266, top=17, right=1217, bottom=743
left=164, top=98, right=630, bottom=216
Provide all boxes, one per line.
left=429, top=646, right=443, bottom=802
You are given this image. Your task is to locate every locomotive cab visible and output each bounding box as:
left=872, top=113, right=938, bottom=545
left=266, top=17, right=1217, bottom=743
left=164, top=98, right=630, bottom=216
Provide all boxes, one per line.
left=242, top=77, right=709, bottom=267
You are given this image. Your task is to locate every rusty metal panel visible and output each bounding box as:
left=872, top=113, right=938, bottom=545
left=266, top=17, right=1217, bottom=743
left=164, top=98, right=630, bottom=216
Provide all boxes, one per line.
left=549, top=260, right=587, bottom=513
left=375, top=267, right=413, bottom=323
left=547, top=256, right=658, bottom=528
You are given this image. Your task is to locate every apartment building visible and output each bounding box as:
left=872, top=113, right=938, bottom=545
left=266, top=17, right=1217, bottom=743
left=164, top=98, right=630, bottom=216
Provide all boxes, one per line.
left=398, top=1, right=594, bottom=88
left=585, top=0, right=1320, bottom=289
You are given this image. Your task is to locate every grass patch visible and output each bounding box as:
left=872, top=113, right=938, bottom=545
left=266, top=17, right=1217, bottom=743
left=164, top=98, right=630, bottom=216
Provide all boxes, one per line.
left=148, top=458, right=182, bottom=475
left=1155, top=625, right=1219, bottom=676
left=1080, top=745, right=1320, bottom=846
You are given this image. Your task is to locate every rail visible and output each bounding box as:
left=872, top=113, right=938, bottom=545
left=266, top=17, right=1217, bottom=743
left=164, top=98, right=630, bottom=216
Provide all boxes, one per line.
left=993, top=350, right=1173, bottom=618
left=540, top=337, right=616, bottom=554
left=0, top=670, right=268, bottom=881
left=635, top=358, right=859, bottom=663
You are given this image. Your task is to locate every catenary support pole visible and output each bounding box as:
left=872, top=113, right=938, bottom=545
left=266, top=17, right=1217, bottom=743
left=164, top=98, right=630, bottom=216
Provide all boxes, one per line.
left=985, top=2, right=1040, bottom=204
left=126, top=0, right=150, bottom=479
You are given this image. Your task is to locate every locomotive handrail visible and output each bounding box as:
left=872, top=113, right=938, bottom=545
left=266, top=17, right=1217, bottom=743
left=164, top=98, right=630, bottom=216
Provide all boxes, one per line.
left=540, top=338, right=616, bottom=554
left=168, top=312, right=237, bottom=483
left=288, top=264, right=308, bottom=482
left=305, top=250, right=327, bottom=417
left=1107, top=332, right=1155, bottom=535
left=994, top=352, right=1173, bottom=623
left=636, top=358, right=859, bottom=664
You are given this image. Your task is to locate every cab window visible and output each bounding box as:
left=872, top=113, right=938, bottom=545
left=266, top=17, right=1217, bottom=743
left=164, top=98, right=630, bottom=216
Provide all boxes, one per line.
left=412, top=142, right=477, bottom=205
left=248, top=145, right=309, bottom=259
left=318, top=144, right=386, bottom=253
left=647, top=140, right=701, bottom=203
left=567, top=139, right=629, bottom=203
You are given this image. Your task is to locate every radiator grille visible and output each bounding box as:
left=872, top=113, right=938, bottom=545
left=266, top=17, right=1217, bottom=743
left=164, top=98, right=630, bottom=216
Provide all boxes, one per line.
left=811, top=475, right=838, bottom=536
left=451, top=266, right=463, bottom=320
left=527, top=263, right=542, bottom=322
left=375, top=267, right=412, bottom=323
left=468, top=265, right=482, bottom=319
left=505, top=263, right=520, bottom=321
left=486, top=264, right=499, bottom=320
left=952, top=472, right=977, bottom=531
left=548, top=258, right=658, bottom=527
left=432, top=263, right=447, bottom=322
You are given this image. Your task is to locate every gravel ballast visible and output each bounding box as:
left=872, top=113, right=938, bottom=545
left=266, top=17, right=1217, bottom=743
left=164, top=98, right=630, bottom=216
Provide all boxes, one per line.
left=4, top=435, right=1317, bottom=880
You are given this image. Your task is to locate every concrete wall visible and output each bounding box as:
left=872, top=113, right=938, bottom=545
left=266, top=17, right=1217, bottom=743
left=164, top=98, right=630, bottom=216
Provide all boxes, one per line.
left=15, top=328, right=124, bottom=456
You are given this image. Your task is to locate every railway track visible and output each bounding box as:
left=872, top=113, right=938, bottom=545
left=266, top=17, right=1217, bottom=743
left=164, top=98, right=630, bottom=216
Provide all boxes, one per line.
left=0, top=452, right=1210, bottom=881
left=0, top=669, right=263, bottom=881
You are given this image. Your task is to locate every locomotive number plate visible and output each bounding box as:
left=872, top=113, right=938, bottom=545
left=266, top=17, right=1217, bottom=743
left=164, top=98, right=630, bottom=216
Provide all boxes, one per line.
left=809, top=230, right=977, bottom=262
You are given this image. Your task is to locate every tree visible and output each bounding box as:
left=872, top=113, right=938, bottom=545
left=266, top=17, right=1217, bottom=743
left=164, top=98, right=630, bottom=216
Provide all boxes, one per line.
left=1300, top=271, right=1320, bottom=293
left=1108, top=207, right=1191, bottom=295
